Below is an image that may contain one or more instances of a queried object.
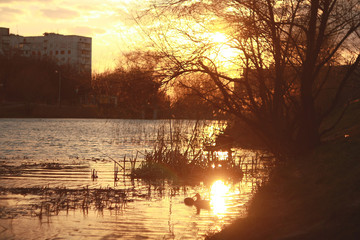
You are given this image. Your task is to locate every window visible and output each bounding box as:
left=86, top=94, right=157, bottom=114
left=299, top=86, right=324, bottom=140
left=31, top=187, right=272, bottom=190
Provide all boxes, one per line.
left=61, top=50, right=65, bottom=54
left=56, top=50, right=58, bottom=55
left=68, top=50, right=71, bottom=54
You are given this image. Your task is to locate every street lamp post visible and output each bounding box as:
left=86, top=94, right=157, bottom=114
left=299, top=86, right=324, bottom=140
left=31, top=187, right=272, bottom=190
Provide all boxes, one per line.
left=55, top=70, right=61, bottom=107
left=56, top=70, right=61, bottom=107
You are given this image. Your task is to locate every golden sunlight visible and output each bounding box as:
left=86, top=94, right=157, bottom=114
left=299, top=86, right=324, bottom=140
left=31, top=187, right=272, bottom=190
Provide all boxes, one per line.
left=210, top=180, right=230, bottom=216
left=215, top=151, right=228, bottom=161
left=203, top=122, right=227, bottom=144
left=209, top=32, right=238, bottom=61
left=210, top=32, right=228, bottom=44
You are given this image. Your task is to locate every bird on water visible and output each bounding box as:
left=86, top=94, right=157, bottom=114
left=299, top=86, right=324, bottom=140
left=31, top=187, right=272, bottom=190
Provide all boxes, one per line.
left=184, top=193, right=211, bottom=214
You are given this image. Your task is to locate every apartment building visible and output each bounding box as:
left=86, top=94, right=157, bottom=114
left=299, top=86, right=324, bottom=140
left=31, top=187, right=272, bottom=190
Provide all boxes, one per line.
left=0, top=27, right=91, bottom=75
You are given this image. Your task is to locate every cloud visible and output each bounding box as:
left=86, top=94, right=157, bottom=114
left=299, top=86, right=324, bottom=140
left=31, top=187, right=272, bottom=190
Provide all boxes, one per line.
left=0, top=0, right=146, bottom=73
left=0, top=6, right=23, bottom=21
left=41, top=7, right=79, bottom=19
left=0, top=0, right=51, bottom=3
left=68, top=26, right=106, bottom=36
left=0, top=6, right=22, bottom=14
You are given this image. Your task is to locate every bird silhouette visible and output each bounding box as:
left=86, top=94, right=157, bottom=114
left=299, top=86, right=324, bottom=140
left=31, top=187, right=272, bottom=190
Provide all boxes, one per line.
left=184, top=193, right=210, bottom=214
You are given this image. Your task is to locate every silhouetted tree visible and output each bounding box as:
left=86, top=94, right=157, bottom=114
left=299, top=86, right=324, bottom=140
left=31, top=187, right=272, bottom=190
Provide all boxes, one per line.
left=171, top=74, right=226, bottom=119
left=93, top=51, right=171, bottom=118
left=137, top=0, right=360, bottom=155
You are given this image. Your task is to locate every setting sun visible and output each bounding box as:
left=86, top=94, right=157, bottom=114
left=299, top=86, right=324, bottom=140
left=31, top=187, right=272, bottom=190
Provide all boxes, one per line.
left=210, top=32, right=228, bottom=44
left=206, top=31, right=240, bottom=74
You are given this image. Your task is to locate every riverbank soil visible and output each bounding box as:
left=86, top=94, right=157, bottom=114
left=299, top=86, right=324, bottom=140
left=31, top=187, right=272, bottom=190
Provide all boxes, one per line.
left=209, top=102, right=360, bottom=240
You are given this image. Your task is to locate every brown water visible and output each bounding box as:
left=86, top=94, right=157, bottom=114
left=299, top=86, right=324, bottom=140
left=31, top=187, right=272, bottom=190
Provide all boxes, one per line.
left=0, top=119, right=268, bottom=239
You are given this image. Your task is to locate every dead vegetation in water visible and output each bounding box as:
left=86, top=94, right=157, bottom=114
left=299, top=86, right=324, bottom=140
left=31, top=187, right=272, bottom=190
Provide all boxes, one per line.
left=0, top=161, right=89, bottom=176
left=0, top=180, right=187, bottom=220
left=0, top=186, right=130, bottom=219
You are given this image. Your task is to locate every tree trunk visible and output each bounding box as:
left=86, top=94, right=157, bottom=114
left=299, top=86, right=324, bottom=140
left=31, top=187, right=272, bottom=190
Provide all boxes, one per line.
left=298, top=68, right=321, bottom=153
left=295, top=0, right=321, bottom=154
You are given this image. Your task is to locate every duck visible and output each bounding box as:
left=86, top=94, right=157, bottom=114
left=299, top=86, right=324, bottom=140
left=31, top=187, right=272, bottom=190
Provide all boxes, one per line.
left=184, top=193, right=211, bottom=214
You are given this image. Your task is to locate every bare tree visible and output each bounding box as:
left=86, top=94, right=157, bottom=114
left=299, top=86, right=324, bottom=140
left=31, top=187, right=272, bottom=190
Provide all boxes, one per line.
left=170, top=73, right=226, bottom=118
left=136, top=0, right=360, bottom=155
left=92, top=51, right=170, bottom=118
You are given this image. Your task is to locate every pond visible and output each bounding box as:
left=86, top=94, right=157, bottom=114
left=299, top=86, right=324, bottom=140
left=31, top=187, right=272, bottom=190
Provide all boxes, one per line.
left=0, top=119, right=270, bottom=239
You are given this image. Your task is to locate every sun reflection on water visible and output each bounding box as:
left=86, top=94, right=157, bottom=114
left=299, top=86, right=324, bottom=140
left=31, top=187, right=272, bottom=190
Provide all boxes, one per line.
left=210, top=180, right=230, bottom=216
left=0, top=119, right=269, bottom=239
left=215, top=151, right=228, bottom=161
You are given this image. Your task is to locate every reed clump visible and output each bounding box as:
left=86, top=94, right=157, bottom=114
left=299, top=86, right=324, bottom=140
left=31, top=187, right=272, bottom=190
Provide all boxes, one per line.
left=131, top=121, right=207, bottom=181
left=131, top=120, right=243, bottom=182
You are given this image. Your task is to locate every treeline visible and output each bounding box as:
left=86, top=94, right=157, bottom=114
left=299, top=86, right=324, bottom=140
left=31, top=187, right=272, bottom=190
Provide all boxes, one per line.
left=92, top=51, right=223, bottom=119
left=0, top=53, right=223, bottom=119
left=0, top=55, right=90, bottom=105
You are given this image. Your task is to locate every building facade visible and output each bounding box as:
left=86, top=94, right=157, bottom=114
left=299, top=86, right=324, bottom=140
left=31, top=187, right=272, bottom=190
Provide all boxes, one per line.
left=0, top=27, right=91, bottom=75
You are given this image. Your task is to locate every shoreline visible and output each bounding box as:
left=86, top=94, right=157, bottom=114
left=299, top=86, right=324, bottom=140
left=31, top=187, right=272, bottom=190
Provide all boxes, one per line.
left=0, top=103, right=104, bottom=118
left=208, top=136, right=360, bottom=239
left=0, top=103, right=225, bottom=120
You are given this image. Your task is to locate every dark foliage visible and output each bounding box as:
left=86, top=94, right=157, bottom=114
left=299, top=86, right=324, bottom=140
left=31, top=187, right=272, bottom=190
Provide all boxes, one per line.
left=0, top=55, right=91, bottom=105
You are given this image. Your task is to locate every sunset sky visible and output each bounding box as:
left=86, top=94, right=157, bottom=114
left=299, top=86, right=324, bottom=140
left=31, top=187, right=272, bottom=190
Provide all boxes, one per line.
left=0, top=0, right=150, bottom=73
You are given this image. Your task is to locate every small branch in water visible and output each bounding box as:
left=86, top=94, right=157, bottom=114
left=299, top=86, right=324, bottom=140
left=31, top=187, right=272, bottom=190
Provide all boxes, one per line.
left=92, top=169, right=98, bottom=180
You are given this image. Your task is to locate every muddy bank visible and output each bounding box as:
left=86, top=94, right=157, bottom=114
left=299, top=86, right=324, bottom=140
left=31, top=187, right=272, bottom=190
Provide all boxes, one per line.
left=208, top=134, right=360, bottom=240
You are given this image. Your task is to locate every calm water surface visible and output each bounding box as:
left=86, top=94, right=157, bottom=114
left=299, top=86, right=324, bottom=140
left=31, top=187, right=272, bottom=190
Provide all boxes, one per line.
left=0, top=119, right=265, bottom=239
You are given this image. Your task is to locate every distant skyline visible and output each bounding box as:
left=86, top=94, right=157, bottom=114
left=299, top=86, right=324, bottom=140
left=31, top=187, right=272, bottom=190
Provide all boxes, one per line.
left=0, top=0, right=150, bottom=73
